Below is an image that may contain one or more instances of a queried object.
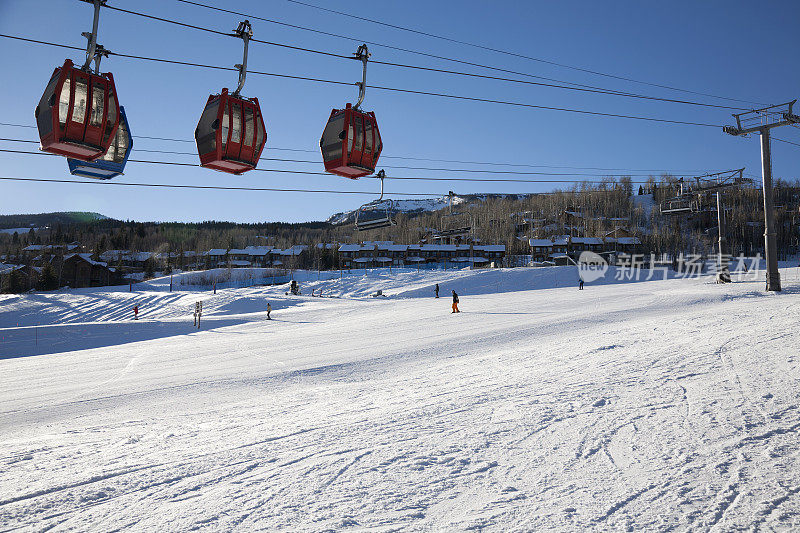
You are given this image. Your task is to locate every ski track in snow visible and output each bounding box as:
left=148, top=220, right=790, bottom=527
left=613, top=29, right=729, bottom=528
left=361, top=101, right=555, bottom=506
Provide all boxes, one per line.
left=0, top=266, right=799, bottom=530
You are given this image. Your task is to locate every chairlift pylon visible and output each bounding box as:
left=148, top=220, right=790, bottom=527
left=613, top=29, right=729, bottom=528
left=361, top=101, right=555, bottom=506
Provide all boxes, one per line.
left=355, top=170, right=396, bottom=231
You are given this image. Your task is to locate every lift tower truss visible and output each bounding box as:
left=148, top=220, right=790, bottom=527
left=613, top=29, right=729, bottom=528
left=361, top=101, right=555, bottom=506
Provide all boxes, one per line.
left=724, top=100, right=800, bottom=291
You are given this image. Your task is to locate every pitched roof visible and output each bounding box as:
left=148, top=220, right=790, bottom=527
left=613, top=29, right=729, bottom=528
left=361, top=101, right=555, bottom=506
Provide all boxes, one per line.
left=64, top=253, right=109, bottom=268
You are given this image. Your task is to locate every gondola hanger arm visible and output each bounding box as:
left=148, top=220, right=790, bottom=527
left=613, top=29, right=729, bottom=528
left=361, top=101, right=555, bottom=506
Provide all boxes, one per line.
left=80, top=0, right=107, bottom=72
left=375, top=169, right=387, bottom=201
left=354, top=44, right=370, bottom=110
left=232, top=20, right=253, bottom=97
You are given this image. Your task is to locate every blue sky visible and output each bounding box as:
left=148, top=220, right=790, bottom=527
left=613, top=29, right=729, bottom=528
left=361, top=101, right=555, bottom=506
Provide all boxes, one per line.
left=0, top=0, right=798, bottom=223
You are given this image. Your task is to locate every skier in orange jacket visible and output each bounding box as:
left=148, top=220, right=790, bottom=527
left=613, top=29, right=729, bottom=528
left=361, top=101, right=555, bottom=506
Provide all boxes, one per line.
left=451, top=290, right=460, bottom=313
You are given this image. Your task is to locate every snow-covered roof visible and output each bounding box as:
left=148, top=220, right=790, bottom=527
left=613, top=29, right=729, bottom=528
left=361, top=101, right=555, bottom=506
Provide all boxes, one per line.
left=23, top=243, right=79, bottom=252
left=128, top=252, right=153, bottom=262
left=476, top=245, right=506, bottom=252
left=615, top=237, right=641, bottom=245
left=100, top=250, right=127, bottom=260
left=0, top=263, right=22, bottom=274
left=278, top=245, right=308, bottom=256
left=246, top=247, right=272, bottom=256
left=207, top=249, right=228, bottom=256
left=64, top=253, right=108, bottom=268
left=529, top=239, right=553, bottom=247
left=552, top=236, right=569, bottom=246
left=338, top=244, right=362, bottom=252
left=571, top=237, right=603, bottom=245
left=420, top=244, right=457, bottom=251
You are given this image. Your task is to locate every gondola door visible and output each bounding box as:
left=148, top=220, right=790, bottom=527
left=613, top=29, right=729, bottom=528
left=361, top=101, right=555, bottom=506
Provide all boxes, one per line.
left=223, top=98, right=242, bottom=165
left=348, top=108, right=364, bottom=170
left=361, top=114, right=375, bottom=172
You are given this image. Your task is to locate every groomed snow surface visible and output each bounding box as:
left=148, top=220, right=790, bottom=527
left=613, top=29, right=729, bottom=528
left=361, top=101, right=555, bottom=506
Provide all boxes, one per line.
left=1, top=266, right=800, bottom=531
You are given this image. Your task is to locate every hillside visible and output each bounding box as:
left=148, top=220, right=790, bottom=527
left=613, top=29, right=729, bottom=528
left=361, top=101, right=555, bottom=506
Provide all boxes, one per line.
left=2, top=177, right=798, bottom=260
left=326, top=193, right=534, bottom=225
left=0, top=211, right=110, bottom=230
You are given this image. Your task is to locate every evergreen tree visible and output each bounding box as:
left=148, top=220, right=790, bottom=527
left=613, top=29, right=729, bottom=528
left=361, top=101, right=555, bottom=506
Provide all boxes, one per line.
left=38, top=263, right=59, bottom=291
left=7, top=268, right=27, bottom=293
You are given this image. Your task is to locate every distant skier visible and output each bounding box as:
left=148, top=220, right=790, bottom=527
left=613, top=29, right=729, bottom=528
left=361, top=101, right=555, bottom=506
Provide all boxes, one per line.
left=451, top=290, right=460, bottom=313
left=266, top=302, right=272, bottom=320
left=579, top=278, right=584, bottom=290
left=434, top=283, right=440, bottom=298
left=133, top=305, right=139, bottom=320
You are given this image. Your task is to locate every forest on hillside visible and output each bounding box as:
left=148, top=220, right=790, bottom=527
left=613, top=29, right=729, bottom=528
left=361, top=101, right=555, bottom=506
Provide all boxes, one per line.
left=1, top=176, right=799, bottom=262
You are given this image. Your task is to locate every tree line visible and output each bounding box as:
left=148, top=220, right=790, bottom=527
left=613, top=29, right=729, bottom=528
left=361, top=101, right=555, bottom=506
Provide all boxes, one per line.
left=2, top=175, right=798, bottom=270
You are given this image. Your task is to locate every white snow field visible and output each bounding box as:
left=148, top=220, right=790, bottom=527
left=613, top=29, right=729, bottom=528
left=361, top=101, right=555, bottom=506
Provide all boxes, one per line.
left=1, top=266, right=800, bottom=531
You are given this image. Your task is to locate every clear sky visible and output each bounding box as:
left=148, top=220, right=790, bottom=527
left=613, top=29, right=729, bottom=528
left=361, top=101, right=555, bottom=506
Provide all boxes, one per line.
left=0, top=0, right=798, bottom=223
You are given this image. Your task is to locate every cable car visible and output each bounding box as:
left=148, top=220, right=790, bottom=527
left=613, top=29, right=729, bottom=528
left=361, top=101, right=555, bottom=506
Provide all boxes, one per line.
left=35, top=58, right=119, bottom=162
left=320, top=45, right=382, bottom=179
left=67, top=106, right=132, bottom=179
left=321, top=104, right=382, bottom=179
left=355, top=170, right=396, bottom=231
left=35, top=2, right=120, bottom=162
left=195, top=88, right=267, bottom=174
left=195, top=20, right=267, bottom=175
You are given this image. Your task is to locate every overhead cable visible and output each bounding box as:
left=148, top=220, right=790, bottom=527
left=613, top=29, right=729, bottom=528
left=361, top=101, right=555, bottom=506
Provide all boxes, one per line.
left=0, top=32, right=723, bottom=129
left=281, top=0, right=764, bottom=106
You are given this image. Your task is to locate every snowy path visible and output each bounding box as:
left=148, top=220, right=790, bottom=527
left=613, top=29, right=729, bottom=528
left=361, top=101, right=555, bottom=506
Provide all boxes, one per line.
left=1, top=269, right=799, bottom=530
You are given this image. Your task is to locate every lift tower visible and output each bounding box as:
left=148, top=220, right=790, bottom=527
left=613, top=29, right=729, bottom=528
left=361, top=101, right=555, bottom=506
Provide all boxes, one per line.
left=724, top=101, right=800, bottom=291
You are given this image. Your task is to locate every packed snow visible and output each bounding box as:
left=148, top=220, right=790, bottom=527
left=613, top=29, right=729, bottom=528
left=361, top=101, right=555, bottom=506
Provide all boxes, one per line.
left=1, top=265, right=800, bottom=530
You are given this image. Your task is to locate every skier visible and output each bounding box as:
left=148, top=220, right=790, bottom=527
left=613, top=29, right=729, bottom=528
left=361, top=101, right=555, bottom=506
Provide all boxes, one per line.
left=451, top=290, right=460, bottom=313
left=133, top=305, right=139, bottom=320
left=434, top=283, right=440, bottom=298
left=266, top=302, right=272, bottom=320
left=579, top=278, right=584, bottom=290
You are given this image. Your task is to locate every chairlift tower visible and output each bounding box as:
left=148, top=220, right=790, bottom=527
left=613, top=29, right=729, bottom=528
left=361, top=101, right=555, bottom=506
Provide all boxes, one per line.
left=659, top=169, right=750, bottom=283
left=724, top=100, right=800, bottom=291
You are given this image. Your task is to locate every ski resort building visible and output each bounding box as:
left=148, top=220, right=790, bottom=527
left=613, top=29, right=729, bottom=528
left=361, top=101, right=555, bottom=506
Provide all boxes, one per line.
left=528, top=235, right=643, bottom=264
left=337, top=242, right=505, bottom=269
left=61, top=253, right=116, bottom=288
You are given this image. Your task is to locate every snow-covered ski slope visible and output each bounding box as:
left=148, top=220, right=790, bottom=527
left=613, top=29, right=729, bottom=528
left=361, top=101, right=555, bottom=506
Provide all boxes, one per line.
left=1, top=266, right=800, bottom=530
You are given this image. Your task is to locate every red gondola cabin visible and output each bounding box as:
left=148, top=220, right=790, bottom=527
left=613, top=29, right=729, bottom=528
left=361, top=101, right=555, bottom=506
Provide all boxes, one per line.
left=320, top=104, right=382, bottom=179
left=195, top=88, right=267, bottom=174
left=35, top=59, right=120, bottom=161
